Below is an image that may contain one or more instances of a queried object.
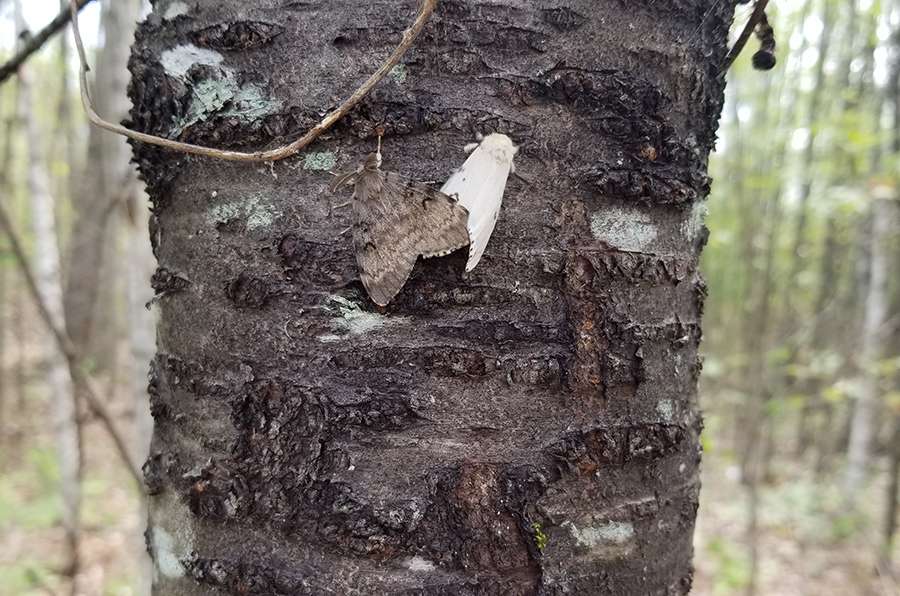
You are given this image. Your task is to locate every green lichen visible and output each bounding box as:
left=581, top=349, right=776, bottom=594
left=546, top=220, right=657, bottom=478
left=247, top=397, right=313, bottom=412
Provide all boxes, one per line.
left=207, top=194, right=278, bottom=231
left=177, top=77, right=281, bottom=134
left=160, top=44, right=282, bottom=136
left=316, top=296, right=407, bottom=342
left=303, top=151, right=337, bottom=171
left=389, top=64, right=408, bottom=84
left=532, top=522, right=549, bottom=552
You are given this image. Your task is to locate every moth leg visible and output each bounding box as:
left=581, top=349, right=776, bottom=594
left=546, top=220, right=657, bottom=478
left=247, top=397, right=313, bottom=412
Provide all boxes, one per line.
left=337, top=226, right=353, bottom=237
left=333, top=201, right=351, bottom=210
left=463, top=142, right=479, bottom=154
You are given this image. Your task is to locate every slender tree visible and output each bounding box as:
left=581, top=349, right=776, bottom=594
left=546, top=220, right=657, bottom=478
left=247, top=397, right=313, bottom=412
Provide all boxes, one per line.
left=14, top=0, right=82, bottom=586
left=64, top=0, right=141, bottom=360
left=129, top=1, right=734, bottom=592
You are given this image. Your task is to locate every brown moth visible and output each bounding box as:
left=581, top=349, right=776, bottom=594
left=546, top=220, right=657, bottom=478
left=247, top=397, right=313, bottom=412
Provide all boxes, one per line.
left=331, top=138, right=470, bottom=306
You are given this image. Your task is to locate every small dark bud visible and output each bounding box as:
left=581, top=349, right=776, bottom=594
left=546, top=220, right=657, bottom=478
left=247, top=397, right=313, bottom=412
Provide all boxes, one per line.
left=752, top=50, right=776, bottom=70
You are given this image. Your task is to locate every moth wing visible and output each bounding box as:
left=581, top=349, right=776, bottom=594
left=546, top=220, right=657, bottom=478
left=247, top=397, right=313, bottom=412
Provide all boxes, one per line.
left=440, top=136, right=514, bottom=272
left=380, top=172, right=470, bottom=260
left=352, top=171, right=469, bottom=306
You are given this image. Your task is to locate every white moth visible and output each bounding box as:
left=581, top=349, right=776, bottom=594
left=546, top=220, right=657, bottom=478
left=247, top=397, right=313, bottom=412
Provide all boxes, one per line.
left=440, top=133, right=518, bottom=272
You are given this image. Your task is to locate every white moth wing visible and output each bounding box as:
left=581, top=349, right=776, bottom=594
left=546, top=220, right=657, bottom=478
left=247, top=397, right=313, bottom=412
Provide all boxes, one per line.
left=440, top=133, right=517, bottom=272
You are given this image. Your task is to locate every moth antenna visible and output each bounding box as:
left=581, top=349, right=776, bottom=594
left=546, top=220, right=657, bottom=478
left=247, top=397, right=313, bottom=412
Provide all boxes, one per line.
left=338, top=226, right=353, bottom=237
left=375, top=127, right=384, bottom=168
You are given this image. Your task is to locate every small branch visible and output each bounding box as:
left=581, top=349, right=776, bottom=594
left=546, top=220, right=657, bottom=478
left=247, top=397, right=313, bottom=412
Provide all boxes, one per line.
left=0, top=200, right=144, bottom=490
left=0, top=0, right=96, bottom=86
left=724, top=0, right=770, bottom=70
left=69, top=0, right=437, bottom=162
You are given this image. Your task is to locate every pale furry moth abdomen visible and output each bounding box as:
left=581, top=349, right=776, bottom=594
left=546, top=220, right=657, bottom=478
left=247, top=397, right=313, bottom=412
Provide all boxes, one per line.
left=331, top=140, right=470, bottom=307
left=440, top=133, right=518, bottom=272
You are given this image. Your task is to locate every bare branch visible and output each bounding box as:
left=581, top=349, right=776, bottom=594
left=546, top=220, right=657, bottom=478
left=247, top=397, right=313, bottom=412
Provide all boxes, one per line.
left=725, top=0, right=770, bottom=70
left=69, top=0, right=437, bottom=162
left=0, top=200, right=144, bottom=490
left=0, top=0, right=96, bottom=86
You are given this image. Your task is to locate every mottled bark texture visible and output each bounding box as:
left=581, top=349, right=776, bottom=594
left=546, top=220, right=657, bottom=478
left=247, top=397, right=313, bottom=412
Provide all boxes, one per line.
left=130, top=1, right=732, bottom=593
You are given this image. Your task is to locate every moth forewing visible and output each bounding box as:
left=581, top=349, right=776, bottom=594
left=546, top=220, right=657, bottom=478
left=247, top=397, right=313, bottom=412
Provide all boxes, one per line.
left=440, top=133, right=518, bottom=272
left=331, top=149, right=470, bottom=307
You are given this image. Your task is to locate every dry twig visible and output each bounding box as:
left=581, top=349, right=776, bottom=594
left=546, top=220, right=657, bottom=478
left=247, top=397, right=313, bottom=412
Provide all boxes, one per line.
left=68, top=0, right=437, bottom=162
left=0, top=201, right=144, bottom=490
left=0, top=0, right=96, bottom=85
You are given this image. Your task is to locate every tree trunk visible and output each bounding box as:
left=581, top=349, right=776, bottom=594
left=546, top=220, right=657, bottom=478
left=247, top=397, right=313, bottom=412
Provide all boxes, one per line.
left=126, top=180, right=157, bottom=596
left=844, top=194, right=895, bottom=500
left=15, top=0, right=82, bottom=582
left=64, top=0, right=140, bottom=359
left=130, top=2, right=733, bottom=593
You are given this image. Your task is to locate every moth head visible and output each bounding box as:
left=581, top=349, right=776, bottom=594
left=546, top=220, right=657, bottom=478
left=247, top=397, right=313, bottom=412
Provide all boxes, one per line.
left=363, top=152, right=381, bottom=171
left=480, top=133, right=518, bottom=165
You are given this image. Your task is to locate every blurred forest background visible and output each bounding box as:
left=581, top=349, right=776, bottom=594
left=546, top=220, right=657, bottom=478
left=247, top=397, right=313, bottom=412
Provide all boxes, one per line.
left=0, top=0, right=897, bottom=595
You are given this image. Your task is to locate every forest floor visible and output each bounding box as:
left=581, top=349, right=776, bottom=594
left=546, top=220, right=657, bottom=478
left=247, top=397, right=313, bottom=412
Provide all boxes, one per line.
left=0, top=379, right=898, bottom=595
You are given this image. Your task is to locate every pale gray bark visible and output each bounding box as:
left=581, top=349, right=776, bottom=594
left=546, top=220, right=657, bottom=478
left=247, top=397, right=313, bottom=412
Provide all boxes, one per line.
left=126, top=182, right=156, bottom=596
left=844, top=194, right=896, bottom=499
left=64, top=0, right=141, bottom=359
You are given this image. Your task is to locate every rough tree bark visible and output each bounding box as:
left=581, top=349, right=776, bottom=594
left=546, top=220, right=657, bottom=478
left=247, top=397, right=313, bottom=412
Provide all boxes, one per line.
left=130, top=1, right=733, bottom=593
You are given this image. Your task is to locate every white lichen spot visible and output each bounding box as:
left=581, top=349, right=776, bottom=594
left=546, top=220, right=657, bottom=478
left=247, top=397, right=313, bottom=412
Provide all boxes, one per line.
left=163, top=1, right=190, bottom=19
left=207, top=195, right=278, bottom=231
left=303, top=151, right=337, bottom=171
left=656, top=399, right=674, bottom=422
left=160, top=44, right=223, bottom=78
left=564, top=520, right=635, bottom=548
left=325, top=295, right=405, bottom=337
left=404, top=556, right=436, bottom=572
left=152, top=527, right=186, bottom=578
left=681, top=200, right=708, bottom=241
left=389, top=64, right=408, bottom=84
left=590, top=205, right=658, bottom=252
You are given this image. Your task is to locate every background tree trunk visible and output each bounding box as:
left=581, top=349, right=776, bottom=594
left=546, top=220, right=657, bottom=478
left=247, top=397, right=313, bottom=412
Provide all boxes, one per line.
left=130, top=1, right=733, bottom=593
left=64, top=0, right=140, bottom=361
left=15, top=0, right=82, bottom=584
left=844, top=194, right=895, bottom=500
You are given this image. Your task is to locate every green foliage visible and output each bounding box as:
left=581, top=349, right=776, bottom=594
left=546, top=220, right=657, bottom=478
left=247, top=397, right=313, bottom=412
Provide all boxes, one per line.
left=0, top=561, right=60, bottom=596
left=705, top=537, right=751, bottom=594
left=0, top=447, right=62, bottom=530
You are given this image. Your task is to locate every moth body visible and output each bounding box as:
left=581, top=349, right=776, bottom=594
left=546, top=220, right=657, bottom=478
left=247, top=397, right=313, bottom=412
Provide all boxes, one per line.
left=331, top=144, right=470, bottom=307
left=440, top=133, right=517, bottom=272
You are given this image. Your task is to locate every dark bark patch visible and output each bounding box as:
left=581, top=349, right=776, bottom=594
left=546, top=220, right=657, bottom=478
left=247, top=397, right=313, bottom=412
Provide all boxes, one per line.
left=142, top=451, right=179, bottom=496
left=184, top=555, right=313, bottom=595
left=184, top=458, right=251, bottom=520
left=541, top=7, right=588, bottom=31
left=449, top=463, right=540, bottom=582
left=190, top=21, right=284, bottom=51
left=549, top=424, right=686, bottom=471
left=226, top=272, right=277, bottom=309
left=150, top=266, right=191, bottom=296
